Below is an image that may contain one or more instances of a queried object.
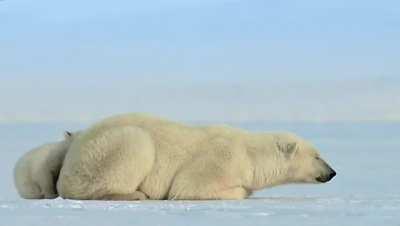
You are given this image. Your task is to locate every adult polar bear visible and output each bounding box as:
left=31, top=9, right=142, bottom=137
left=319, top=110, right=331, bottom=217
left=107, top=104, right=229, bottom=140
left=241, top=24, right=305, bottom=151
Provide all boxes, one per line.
left=57, top=113, right=336, bottom=200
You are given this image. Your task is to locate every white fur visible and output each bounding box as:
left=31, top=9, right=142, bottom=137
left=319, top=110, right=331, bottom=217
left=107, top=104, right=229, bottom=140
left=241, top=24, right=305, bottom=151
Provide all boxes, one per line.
left=14, top=132, right=74, bottom=199
left=57, top=113, right=333, bottom=200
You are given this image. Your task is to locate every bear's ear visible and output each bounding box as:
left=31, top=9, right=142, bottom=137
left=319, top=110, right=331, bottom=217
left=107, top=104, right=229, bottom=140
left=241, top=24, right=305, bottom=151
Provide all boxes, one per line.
left=276, top=141, right=298, bottom=157
left=64, top=131, right=72, bottom=139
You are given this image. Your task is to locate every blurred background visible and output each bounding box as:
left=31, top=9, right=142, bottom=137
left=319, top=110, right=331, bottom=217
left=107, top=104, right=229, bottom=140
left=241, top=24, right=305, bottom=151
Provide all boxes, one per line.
left=1, top=0, right=399, bottom=122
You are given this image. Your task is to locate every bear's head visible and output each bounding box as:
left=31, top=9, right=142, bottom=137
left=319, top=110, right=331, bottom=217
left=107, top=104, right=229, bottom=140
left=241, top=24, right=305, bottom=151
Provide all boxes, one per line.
left=275, top=134, right=336, bottom=184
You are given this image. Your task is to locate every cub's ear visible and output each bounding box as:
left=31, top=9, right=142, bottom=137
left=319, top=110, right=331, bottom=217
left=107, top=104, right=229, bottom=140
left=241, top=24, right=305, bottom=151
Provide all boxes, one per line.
left=276, top=141, right=298, bottom=157
left=64, top=131, right=73, bottom=139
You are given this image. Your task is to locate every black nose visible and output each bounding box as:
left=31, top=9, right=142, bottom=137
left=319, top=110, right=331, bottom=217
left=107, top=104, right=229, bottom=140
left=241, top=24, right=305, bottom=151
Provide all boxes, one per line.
left=316, top=169, right=337, bottom=183
left=329, top=170, right=337, bottom=179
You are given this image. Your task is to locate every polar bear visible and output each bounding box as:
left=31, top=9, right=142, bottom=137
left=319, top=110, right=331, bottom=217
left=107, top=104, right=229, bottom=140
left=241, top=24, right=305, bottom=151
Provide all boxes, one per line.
left=57, top=113, right=336, bottom=200
left=14, top=131, right=77, bottom=199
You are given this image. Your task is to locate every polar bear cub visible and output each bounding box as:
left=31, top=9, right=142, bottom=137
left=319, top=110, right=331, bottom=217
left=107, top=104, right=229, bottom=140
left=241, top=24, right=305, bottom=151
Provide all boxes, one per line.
left=14, top=131, right=77, bottom=199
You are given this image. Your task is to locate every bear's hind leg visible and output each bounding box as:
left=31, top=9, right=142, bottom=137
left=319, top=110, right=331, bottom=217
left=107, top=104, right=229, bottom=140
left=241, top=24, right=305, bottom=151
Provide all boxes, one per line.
left=57, top=126, right=155, bottom=200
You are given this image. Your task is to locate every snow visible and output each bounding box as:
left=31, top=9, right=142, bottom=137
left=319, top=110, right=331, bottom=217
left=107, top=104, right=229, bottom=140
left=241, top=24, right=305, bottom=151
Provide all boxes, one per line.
left=1, top=196, right=399, bottom=226
left=1, top=122, right=399, bottom=226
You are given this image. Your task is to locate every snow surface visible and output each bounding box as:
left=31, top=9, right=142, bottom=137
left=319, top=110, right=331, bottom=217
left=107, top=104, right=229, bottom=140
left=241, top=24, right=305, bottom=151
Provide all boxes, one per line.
left=1, top=122, right=399, bottom=226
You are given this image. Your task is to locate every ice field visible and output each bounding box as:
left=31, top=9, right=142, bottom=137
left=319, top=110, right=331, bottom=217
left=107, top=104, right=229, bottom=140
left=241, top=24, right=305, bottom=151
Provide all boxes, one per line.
left=1, top=122, right=399, bottom=226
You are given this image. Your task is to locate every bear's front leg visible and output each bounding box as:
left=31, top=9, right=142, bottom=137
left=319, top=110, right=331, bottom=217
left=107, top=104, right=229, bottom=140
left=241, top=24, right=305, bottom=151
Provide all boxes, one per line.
left=168, top=163, right=251, bottom=200
left=214, top=187, right=251, bottom=200
left=101, top=191, right=148, bottom=201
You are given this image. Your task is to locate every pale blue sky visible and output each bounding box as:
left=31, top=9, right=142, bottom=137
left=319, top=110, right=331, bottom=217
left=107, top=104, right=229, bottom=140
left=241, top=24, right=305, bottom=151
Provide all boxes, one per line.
left=0, top=0, right=399, bottom=122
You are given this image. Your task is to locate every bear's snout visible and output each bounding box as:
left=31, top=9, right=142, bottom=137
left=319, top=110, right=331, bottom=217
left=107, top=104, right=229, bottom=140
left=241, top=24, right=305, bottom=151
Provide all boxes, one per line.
left=316, top=168, right=336, bottom=183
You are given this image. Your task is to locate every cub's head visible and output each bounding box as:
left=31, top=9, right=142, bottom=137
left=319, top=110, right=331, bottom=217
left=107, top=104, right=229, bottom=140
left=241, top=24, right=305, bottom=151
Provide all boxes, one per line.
left=276, top=134, right=336, bottom=184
